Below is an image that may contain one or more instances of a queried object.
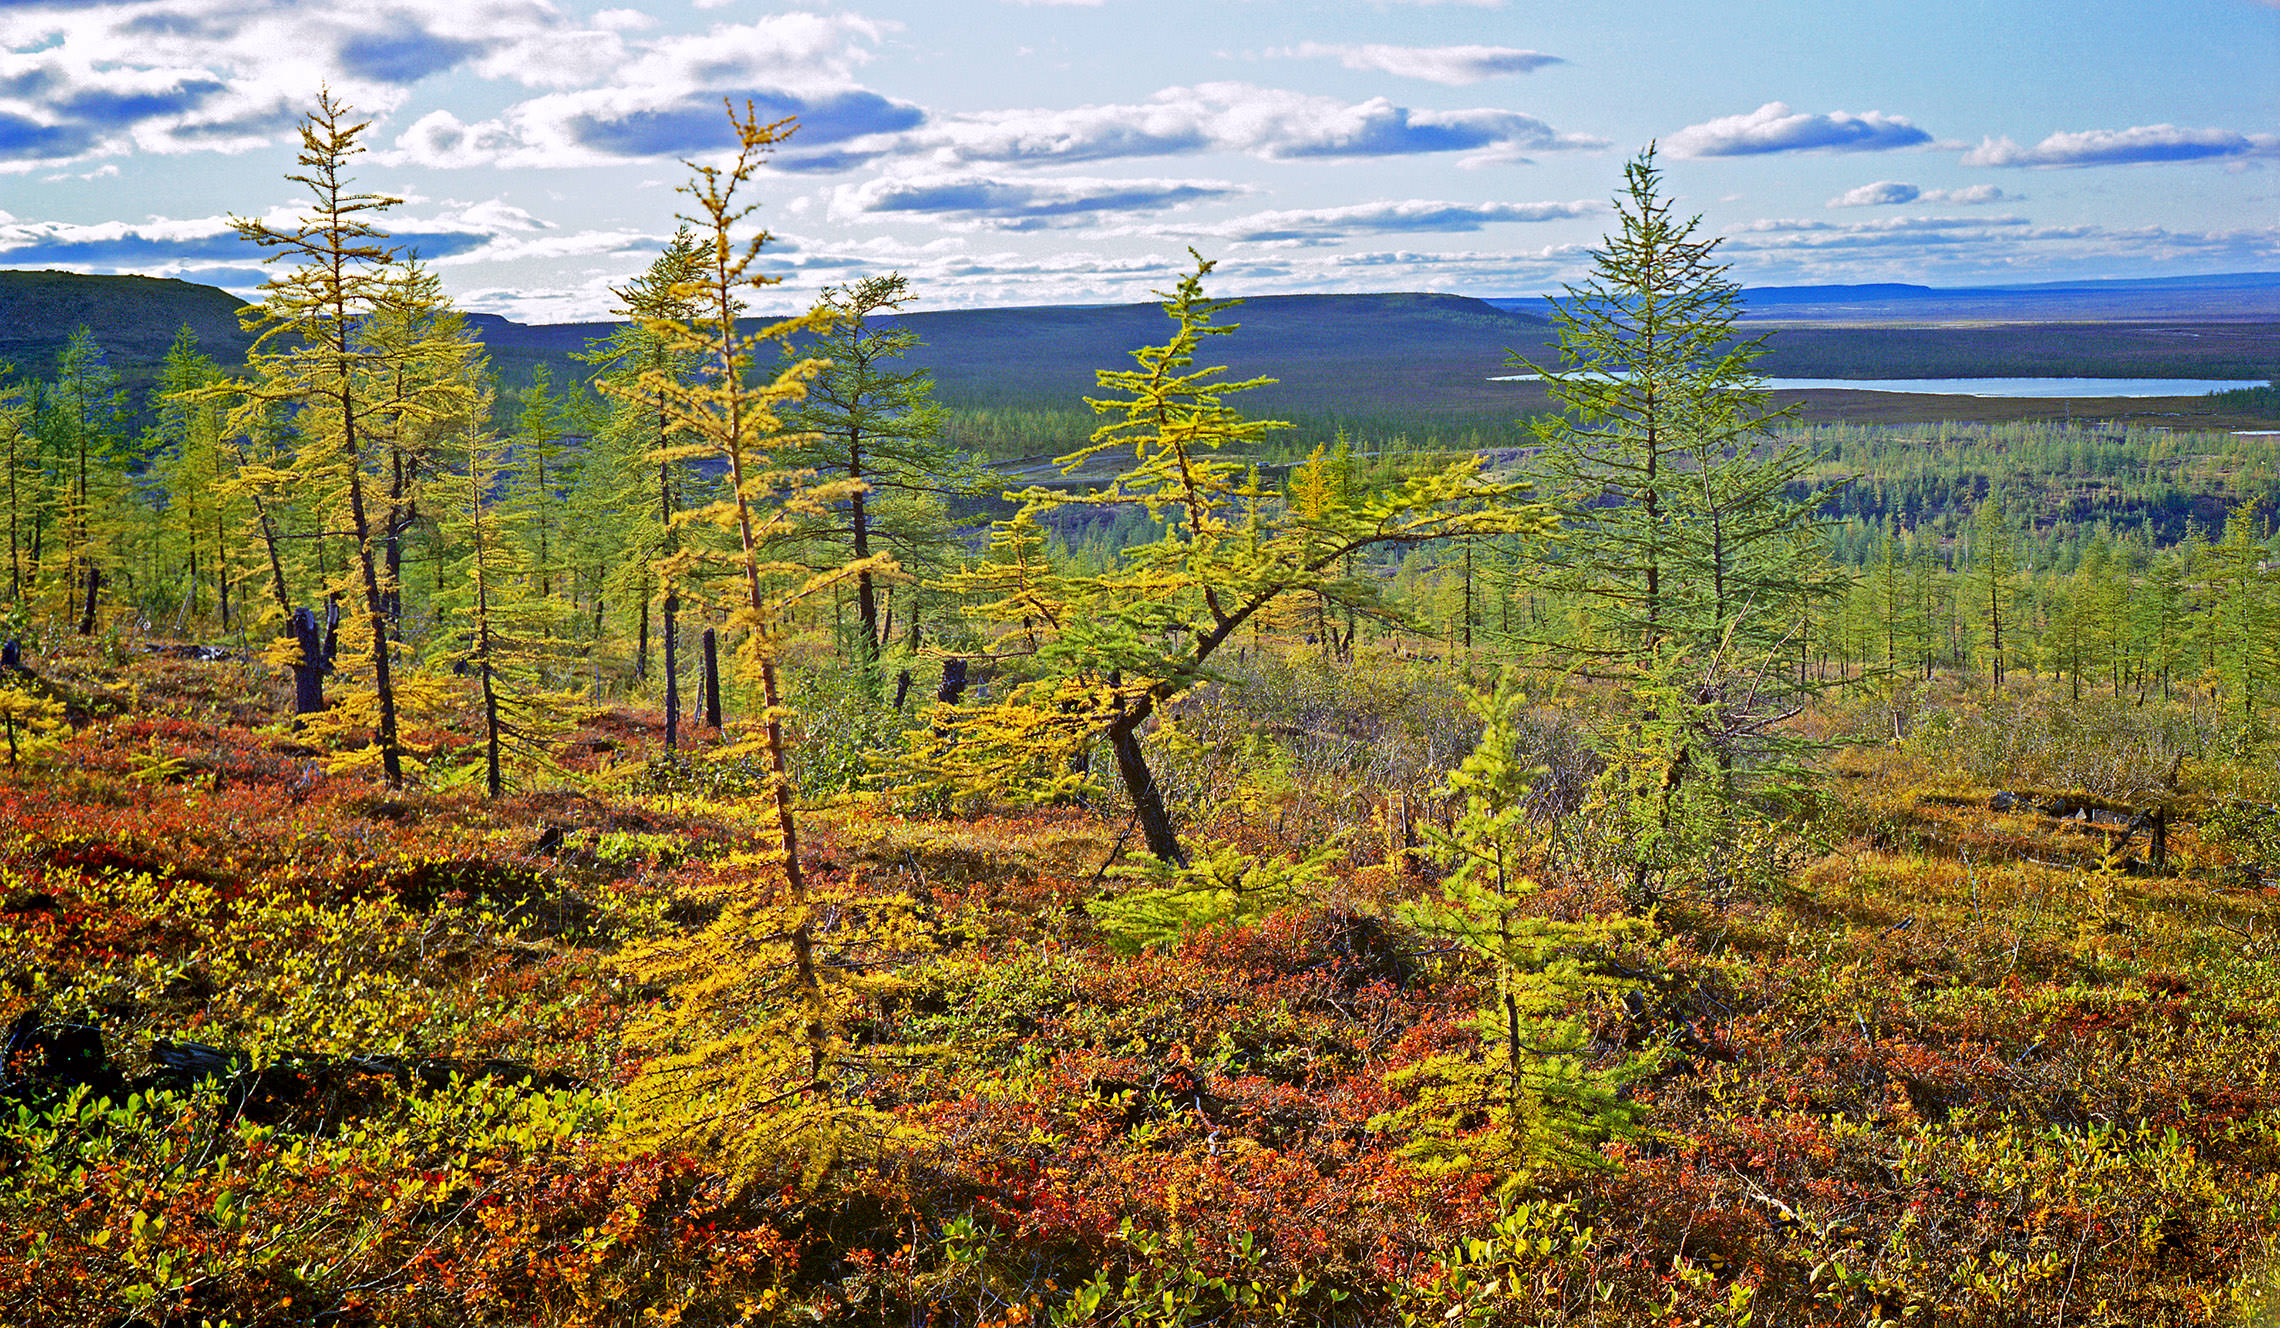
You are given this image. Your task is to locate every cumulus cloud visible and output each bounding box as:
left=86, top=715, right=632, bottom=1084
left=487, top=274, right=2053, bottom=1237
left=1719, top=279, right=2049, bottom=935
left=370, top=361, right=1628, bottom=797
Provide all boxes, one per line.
left=1668, top=101, right=1932, bottom=157
left=0, top=198, right=589, bottom=275
left=0, top=0, right=587, bottom=164
left=0, top=2, right=902, bottom=168
left=1267, top=42, right=1563, bottom=85
left=1827, top=181, right=1921, bottom=207
left=1827, top=181, right=2016, bottom=207
left=1962, top=124, right=2280, bottom=168
left=1926, top=184, right=2009, bottom=205
left=828, top=171, right=1248, bottom=229
left=387, top=13, right=919, bottom=169
left=336, top=20, right=489, bottom=85
left=1730, top=214, right=2034, bottom=238
left=0, top=46, right=244, bottom=167
left=1169, top=197, right=1598, bottom=244
left=1712, top=213, right=2280, bottom=286
left=905, top=82, right=1603, bottom=169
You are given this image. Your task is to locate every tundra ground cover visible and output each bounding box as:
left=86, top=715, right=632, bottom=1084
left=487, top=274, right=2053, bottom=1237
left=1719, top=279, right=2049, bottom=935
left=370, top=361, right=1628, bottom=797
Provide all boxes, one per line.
left=2, top=634, right=2276, bottom=1327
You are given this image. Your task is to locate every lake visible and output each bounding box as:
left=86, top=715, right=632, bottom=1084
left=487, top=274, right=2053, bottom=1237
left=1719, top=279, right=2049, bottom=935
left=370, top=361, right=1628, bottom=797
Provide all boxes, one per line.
left=1762, top=377, right=2259, bottom=398
left=1491, top=375, right=2258, bottom=398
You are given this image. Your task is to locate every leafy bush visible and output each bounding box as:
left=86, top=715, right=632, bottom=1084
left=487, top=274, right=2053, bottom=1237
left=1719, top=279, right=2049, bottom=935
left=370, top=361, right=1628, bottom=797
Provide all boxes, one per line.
left=1903, top=688, right=2230, bottom=800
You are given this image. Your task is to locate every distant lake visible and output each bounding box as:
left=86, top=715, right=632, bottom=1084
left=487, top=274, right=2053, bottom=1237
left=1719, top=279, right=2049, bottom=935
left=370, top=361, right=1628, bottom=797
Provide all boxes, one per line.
left=1493, top=374, right=2258, bottom=398
left=1763, top=377, right=2258, bottom=398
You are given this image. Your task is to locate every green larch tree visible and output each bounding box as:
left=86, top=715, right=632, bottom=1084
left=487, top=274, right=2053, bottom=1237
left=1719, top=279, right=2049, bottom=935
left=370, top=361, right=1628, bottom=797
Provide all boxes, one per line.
left=615, top=105, right=921, bottom=1193
left=920, top=254, right=1544, bottom=864
left=589, top=228, right=709, bottom=741
left=2203, top=504, right=2276, bottom=720
left=1516, top=145, right=1837, bottom=841
left=506, top=364, right=575, bottom=600
left=231, top=90, right=423, bottom=786
left=0, top=365, right=39, bottom=608
left=1376, top=679, right=1650, bottom=1189
left=432, top=381, right=581, bottom=796
left=775, top=272, right=979, bottom=680
left=38, top=326, right=128, bottom=633
left=1972, top=494, right=2018, bottom=693
left=147, top=328, right=236, bottom=628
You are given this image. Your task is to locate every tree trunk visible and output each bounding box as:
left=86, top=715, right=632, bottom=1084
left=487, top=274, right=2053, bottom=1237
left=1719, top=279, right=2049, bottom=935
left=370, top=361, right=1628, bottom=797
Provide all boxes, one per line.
left=1107, top=690, right=1185, bottom=865
left=850, top=460, right=881, bottom=677
left=636, top=591, right=650, bottom=682
left=936, top=657, right=968, bottom=705
left=384, top=449, right=406, bottom=631
left=478, top=597, right=503, bottom=798
left=291, top=608, right=325, bottom=716
left=701, top=626, right=722, bottom=729
left=663, top=590, right=680, bottom=752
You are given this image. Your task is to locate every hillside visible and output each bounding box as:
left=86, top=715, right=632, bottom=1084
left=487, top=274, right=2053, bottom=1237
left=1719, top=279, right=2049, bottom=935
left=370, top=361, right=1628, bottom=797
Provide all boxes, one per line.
left=0, top=269, right=254, bottom=376
left=3, top=270, right=2273, bottom=433
left=463, top=291, right=1555, bottom=416
left=1494, top=271, right=2280, bottom=325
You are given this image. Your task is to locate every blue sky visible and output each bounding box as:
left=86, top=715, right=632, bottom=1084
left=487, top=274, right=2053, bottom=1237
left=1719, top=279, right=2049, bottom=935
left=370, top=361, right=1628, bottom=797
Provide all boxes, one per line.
left=1, top=0, right=2274, bottom=320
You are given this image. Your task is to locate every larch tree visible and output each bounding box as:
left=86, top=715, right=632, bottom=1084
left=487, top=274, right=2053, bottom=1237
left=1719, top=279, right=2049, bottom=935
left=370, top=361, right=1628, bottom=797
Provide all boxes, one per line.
left=506, top=364, right=575, bottom=600
left=2203, top=503, right=2276, bottom=719
left=616, top=104, right=920, bottom=1193
left=0, top=365, right=39, bottom=608
left=916, top=253, right=1544, bottom=865
left=2141, top=538, right=2192, bottom=701
left=1376, top=680, right=1650, bottom=1189
left=589, top=228, right=709, bottom=744
left=38, top=326, right=128, bottom=634
left=148, top=328, right=236, bottom=628
left=231, top=90, right=422, bottom=786
left=774, top=273, right=979, bottom=682
left=358, top=259, right=479, bottom=638
left=210, top=390, right=301, bottom=627
left=1972, top=495, right=2018, bottom=694
left=1516, top=146, right=1836, bottom=853
left=432, top=380, right=581, bottom=796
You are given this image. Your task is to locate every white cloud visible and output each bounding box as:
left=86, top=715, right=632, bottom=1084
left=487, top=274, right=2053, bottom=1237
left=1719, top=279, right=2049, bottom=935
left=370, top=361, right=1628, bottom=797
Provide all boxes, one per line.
left=1699, top=211, right=2280, bottom=286
left=0, top=196, right=596, bottom=275
left=1164, top=197, right=1598, bottom=244
left=1925, top=184, right=2009, bottom=205
left=0, top=0, right=596, bottom=165
left=904, top=82, right=1604, bottom=169
left=1828, top=181, right=2015, bottom=208
left=1668, top=101, right=1932, bottom=157
left=1730, top=214, right=2034, bottom=238
left=1962, top=124, right=2280, bottom=168
left=385, top=13, right=915, bottom=169
left=828, top=171, right=1249, bottom=229
left=1268, top=42, right=1563, bottom=85
left=1827, top=181, right=1921, bottom=207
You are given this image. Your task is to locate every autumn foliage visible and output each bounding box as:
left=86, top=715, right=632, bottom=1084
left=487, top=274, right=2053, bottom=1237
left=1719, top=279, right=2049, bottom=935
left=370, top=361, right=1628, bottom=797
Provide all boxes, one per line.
left=3, top=103, right=2279, bottom=1328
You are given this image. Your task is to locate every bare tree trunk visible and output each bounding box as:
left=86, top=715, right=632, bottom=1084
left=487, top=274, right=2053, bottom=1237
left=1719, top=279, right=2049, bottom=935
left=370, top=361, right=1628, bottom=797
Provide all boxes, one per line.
left=702, top=626, right=722, bottom=728
left=1107, top=692, right=1184, bottom=866
left=635, top=589, right=650, bottom=682
left=663, top=590, right=680, bottom=752
left=291, top=607, right=325, bottom=717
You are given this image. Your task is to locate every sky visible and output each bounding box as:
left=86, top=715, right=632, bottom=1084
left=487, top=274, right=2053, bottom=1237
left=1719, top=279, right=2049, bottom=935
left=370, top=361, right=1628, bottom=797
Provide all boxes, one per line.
left=1, top=0, right=2276, bottom=322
